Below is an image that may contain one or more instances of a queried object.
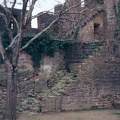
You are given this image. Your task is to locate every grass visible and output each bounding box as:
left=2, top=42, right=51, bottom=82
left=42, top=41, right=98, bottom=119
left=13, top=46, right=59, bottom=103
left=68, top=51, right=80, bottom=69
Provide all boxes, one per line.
left=114, top=112, right=120, bottom=116
left=18, top=109, right=120, bottom=120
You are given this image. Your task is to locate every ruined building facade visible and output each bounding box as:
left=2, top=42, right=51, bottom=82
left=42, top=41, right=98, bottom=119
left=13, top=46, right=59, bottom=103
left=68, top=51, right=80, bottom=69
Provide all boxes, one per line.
left=0, top=0, right=118, bottom=40
left=0, top=0, right=120, bottom=114
left=35, top=0, right=120, bottom=112
left=58, top=0, right=117, bottom=42
left=37, top=0, right=118, bottom=42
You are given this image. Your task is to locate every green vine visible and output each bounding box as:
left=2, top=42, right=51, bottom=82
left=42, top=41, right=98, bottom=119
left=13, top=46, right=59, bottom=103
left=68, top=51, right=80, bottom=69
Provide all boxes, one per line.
left=22, top=32, right=69, bottom=68
left=0, top=31, right=69, bottom=68
left=114, top=1, right=120, bottom=37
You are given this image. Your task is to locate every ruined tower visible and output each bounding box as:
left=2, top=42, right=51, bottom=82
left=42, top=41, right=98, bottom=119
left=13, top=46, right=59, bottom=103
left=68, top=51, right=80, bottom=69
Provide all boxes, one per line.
left=61, top=0, right=119, bottom=42
left=103, top=0, right=118, bottom=40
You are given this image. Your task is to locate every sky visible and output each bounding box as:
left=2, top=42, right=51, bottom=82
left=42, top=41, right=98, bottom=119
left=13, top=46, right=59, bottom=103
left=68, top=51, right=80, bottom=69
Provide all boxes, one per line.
left=32, top=0, right=65, bottom=28
left=0, top=0, right=65, bottom=28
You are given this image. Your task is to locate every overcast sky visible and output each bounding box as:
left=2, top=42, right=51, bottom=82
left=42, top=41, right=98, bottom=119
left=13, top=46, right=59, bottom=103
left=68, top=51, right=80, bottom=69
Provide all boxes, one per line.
left=34, top=0, right=65, bottom=12
left=32, top=0, right=65, bottom=28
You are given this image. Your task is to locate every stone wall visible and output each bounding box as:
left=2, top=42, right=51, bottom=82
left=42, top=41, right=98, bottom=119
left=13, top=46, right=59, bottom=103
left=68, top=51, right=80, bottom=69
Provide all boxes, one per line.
left=0, top=50, right=65, bottom=114
left=41, top=42, right=120, bottom=112
left=62, top=44, right=120, bottom=111
left=18, top=52, right=34, bottom=70
left=0, top=0, right=120, bottom=114
left=1, top=43, right=120, bottom=114
left=37, top=13, right=54, bottom=31
left=104, top=0, right=118, bottom=40
left=78, top=13, right=105, bottom=42
left=54, top=0, right=118, bottom=42
left=34, top=51, right=65, bottom=92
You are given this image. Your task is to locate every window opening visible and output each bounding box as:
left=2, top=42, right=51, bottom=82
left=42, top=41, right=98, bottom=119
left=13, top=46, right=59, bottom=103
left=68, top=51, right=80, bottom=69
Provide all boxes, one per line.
left=94, top=23, right=100, bottom=34
left=10, top=20, right=14, bottom=29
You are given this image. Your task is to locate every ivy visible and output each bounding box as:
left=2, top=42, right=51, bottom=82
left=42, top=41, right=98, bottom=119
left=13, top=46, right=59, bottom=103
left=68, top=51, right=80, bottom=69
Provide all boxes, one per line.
left=1, top=32, right=10, bottom=48
left=113, top=0, right=120, bottom=49
left=114, top=1, right=120, bottom=37
left=0, top=31, right=69, bottom=68
left=21, top=32, right=69, bottom=69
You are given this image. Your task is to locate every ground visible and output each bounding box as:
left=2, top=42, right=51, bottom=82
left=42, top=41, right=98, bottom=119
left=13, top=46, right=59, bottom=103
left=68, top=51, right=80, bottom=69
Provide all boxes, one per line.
left=18, top=109, right=120, bottom=120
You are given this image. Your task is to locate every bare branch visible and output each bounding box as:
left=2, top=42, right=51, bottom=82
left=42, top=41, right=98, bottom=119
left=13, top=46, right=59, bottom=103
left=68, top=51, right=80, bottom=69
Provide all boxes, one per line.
left=24, top=0, right=37, bottom=26
left=5, top=33, right=19, bottom=51
left=0, top=4, right=19, bottom=30
left=32, top=11, right=53, bottom=19
left=21, top=0, right=29, bottom=28
left=61, top=0, right=83, bottom=15
left=11, top=0, right=17, bottom=11
left=3, top=0, right=7, bottom=8
left=0, top=4, right=20, bottom=51
left=20, top=17, right=59, bottom=51
left=20, top=0, right=90, bottom=51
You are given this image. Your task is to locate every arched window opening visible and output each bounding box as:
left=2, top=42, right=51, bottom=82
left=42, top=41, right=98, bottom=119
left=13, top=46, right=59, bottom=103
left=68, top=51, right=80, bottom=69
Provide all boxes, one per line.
left=94, top=23, right=100, bottom=34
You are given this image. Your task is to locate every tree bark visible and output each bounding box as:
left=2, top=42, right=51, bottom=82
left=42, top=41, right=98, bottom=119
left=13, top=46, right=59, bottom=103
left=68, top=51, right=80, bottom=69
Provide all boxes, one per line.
left=5, top=60, right=17, bottom=120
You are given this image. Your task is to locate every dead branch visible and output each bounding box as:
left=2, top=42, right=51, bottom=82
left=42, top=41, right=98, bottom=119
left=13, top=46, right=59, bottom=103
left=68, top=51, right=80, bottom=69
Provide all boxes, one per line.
left=24, top=0, right=37, bottom=27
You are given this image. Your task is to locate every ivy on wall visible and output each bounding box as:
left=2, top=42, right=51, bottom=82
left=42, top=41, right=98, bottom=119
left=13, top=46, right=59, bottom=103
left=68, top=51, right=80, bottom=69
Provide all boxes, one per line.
left=112, top=2, right=120, bottom=54
left=114, top=1, right=120, bottom=37
left=0, top=31, right=69, bottom=69
left=22, top=32, right=70, bottom=68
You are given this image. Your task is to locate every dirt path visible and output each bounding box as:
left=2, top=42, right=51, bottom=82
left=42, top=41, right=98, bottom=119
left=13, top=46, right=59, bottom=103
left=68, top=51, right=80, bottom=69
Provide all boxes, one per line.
left=18, top=109, right=120, bottom=120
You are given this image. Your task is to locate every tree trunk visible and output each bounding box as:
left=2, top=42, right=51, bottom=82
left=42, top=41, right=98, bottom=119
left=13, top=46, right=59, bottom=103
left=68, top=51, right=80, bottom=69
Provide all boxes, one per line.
left=5, top=60, right=17, bottom=120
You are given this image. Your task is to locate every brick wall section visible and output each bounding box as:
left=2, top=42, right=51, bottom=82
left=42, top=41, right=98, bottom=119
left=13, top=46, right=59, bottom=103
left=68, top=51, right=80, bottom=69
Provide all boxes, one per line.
left=1, top=0, right=120, bottom=114
left=104, top=0, right=118, bottom=40
left=34, top=51, right=65, bottom=92
left=37, top=13, right=54, bottom=31
left=63, top=45, right=120, bottom=110
left=78, top=12, right=106, bottom=42
left=56, top=0, right=118, bottom=42
left=18, top=52, right=34, bottom=70
left=0, top=51, right=65, bottom=114
left=45, top=40, right=120, bottom=112
left=41, top=43, right=120, bottom=112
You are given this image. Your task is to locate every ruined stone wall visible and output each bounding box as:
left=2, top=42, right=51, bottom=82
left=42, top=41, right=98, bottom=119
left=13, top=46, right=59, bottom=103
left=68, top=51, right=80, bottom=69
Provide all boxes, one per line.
left=103, top=0, right=118, bottom=40
left=37, top=13, right=54, bottom=31
left=18, top=52, right=34, bottom=71
left=78, top=13, right=105, bottom=42
left=34, top=51, right=65, bottom=92
left=54, top=0, right=118, bottom=42
left=0, top=51, right=65, bottom=114
left=57, top=0, right=105, bottom=41
left=80, top=20, right=95, bottom=42
left=1, top=0, right=120, bottom=114
left=41, top=42, right=120, bottom=112
left=62, top=44, right=120, bottom=111
left=1, top=42, right=120, bottom=114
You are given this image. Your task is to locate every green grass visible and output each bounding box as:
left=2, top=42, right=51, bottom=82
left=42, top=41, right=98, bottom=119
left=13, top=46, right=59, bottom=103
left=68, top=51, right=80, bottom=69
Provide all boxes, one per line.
left=18, top=109, right=120, bottom=120
left=114, top=112, right=120, bottom=116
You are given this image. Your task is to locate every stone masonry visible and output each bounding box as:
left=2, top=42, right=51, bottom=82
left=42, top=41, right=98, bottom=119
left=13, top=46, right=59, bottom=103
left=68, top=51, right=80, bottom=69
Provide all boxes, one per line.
left=0, top=0, right=120, bottom=114
left=41, top=42, right=120, bottom=112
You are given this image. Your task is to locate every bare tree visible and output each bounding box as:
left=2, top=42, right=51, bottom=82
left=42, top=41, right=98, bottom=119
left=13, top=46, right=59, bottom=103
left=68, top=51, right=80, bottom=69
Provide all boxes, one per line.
left=0, top=0, right=93, bottom=120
